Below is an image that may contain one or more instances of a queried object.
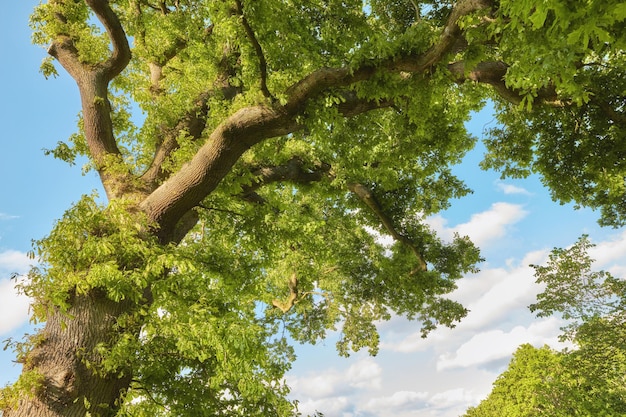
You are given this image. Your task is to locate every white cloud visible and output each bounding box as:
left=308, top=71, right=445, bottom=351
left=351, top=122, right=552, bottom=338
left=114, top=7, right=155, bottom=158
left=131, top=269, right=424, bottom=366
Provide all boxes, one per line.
left=0, top=278, right=31, bottom=336
left=428, top=388, right=479, bottom=411
left=288, top=358, right=382, bottom=401
left=589, top=230, right=626, bottom=271
left=495, top=181, right=532, bottom=196
left=382, top=251, right=550, bottom=354
left=436, top=317, right=565, bottom=370
left=296, top=396, right=352, bottom=417
left=0, top=250, right=32, bottom=336
left=0, top=213, right=19, bottom=220
left=427, top=203, right=528, bottom=247
left=0, top=250, right=32, bottom=275
left=346, top=358, right=382, bottom=389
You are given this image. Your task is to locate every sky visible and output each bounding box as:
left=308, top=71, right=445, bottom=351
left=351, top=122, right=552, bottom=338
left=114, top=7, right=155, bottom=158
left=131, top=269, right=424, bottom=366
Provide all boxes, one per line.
left=1, top=2, right=625, bottom=417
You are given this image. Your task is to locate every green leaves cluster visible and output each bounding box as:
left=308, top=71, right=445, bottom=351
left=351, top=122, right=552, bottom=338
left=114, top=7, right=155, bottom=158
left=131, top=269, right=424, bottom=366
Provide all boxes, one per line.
left=21, top=194, right=161, bottom=317
left=482, top=2, right=626, bottom=225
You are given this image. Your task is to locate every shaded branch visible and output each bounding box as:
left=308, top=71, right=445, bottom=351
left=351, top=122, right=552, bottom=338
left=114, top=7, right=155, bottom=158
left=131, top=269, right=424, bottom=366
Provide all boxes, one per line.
left=272, top=273, right=298, bottom=313
left=348, top=183, right=427, bottom=273
left=140, top=92, right=212, bottom=187
left=593, top=99, right=626, bottom=126
left=240, top=157, right=331, bottom=203
left=234, top=0, right=272, bottom=99
left=448, top=60, right=560, bottom=105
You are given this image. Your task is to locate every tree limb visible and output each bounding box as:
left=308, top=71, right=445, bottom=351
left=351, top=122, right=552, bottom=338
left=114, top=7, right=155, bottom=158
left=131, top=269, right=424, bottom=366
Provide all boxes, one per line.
left=284, top=0, right=494, bottom=113
left=139, top=105, right=297, bottom=241
left=448, top=60, right=560, bottom=105
left=139, top=0, right=495, bottom=239
left=84, top=0, right=131, bottom=81
left=348, top=183, right=428, bottom=273
left=240, top=157, right=331, bottom=203
left=272, top=273, right=299, bottom=313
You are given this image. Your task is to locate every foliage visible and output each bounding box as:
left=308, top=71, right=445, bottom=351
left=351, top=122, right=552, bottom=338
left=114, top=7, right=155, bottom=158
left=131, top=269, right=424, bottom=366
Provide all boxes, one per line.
left=482, top=0, right=626, bottom=226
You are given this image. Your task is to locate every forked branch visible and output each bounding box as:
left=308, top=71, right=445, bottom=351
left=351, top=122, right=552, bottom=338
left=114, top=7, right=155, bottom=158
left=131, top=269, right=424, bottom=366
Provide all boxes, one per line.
left=234, top=0, right=272, bottom=99
left=84, top=0, right=131, bottom=81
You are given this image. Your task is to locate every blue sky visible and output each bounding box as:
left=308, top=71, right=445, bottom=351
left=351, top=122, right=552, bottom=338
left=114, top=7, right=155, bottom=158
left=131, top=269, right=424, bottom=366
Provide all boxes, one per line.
left=1, top=2, right=624, bottom=416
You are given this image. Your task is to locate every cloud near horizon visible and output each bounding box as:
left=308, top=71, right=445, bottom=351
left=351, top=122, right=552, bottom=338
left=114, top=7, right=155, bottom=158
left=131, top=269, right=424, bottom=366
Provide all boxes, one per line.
left=436, top=317, right=565, bottom=371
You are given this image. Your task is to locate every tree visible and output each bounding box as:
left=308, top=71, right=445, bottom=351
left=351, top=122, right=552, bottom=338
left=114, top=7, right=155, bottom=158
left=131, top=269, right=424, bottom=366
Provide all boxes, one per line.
left=462, top=344, right=569, bottom=417
left=463, top=236, right=626, bottom=416
left=1, top=0, right=624, bottom=416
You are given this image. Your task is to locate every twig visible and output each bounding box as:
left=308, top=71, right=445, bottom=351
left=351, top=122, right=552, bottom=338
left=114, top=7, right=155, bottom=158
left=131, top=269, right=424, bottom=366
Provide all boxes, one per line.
left=234, top=0, right=273, bottom=99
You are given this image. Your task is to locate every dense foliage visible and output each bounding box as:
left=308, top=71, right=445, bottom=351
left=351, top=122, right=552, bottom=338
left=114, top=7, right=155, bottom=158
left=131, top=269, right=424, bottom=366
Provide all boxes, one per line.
left=1, top=0, right=625, bottom=416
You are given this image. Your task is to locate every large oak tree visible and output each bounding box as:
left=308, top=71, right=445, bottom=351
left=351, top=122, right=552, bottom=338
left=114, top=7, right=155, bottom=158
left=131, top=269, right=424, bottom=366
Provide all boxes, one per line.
left=1, top=0, right=624, bottom=416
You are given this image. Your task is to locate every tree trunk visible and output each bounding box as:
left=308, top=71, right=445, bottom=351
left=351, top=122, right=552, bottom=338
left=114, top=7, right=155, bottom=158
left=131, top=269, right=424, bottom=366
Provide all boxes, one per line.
left=4, top=291, right=135, bottom=417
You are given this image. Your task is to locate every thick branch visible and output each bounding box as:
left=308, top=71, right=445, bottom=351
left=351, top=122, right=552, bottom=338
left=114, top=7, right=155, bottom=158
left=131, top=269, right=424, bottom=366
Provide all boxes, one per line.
left=47, top=1, right=133, bottom=198
left=234, top=0, right=272, bottom=99
left=139, top=0, right=495, bottom=240
left=85, top=0, right=131, bottom=81
left=140, top=106, right=297, bottom=241
left=348, top=183, right=427, bottom=273
left=240, top=157, right=331, bottom=203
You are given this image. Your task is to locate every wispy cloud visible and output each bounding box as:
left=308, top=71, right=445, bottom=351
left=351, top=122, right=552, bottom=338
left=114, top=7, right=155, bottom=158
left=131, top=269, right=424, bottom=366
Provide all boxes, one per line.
left=495, top=181, right=532, bottom=196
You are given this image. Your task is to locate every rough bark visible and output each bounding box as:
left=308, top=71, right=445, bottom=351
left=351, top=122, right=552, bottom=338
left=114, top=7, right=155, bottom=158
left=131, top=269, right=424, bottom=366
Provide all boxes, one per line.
left=5, top=292, right=134, bottom=417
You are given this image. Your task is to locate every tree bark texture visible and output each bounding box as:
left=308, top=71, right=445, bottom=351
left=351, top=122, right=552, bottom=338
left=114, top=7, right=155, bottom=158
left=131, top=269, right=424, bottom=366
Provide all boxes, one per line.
left=6, top=292, right=133, bottom=417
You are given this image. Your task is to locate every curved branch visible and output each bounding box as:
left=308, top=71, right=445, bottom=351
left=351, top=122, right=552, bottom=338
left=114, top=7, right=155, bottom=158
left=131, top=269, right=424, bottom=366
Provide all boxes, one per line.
left=85, top=0, right=131, bottom=81
left=139, top=0, right=495, bottom=240
left=234, top=0, right=272, bottom=99
left=272, top=273, right=299, bottom=314
left=348, top=183, right=427, bottom=273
